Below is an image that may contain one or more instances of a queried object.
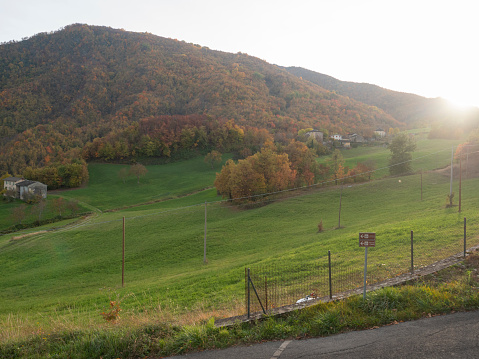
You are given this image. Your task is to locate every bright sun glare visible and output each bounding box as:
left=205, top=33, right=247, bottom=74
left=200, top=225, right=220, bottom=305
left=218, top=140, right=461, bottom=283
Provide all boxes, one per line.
left=445, top=95, right=478, bottom=110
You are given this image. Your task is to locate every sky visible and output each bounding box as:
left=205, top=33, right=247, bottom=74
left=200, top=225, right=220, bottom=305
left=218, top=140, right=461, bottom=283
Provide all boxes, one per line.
left=1, top=0, right=478, bottom=107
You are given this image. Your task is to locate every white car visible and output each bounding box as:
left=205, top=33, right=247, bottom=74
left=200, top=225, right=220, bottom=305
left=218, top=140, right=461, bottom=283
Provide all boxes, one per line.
left=296, top=294, right=316, bottom=304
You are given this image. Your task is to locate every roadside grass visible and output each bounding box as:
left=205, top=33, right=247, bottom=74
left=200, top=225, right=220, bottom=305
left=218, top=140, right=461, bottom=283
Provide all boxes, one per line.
left=2, top=253, right=478, bottom=358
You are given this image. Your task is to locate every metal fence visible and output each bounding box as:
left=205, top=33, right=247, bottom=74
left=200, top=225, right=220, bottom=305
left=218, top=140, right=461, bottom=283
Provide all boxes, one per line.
left=245, top=219, right=470, bottom=317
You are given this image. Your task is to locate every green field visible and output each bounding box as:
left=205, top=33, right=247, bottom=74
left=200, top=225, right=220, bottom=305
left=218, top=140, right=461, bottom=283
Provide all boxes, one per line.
left=319, top=136, right=462, bottom=179
left=0, top=196, right=90, bottom=233
left=1, top=138, right=478, bottom=343
left=61, top=156, right=231, bottom=211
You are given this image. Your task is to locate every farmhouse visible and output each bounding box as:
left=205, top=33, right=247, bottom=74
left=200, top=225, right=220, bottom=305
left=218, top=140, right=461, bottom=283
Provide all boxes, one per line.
left=374, top=128, right=386, bottom=138
left=330, top=134, right=342, bottom=141
left=3, top=177, right=47, bottom=201
left=348, top=133, right=365, bottom=143
left=304, top=129, right=324, bottom=143
left=3, top=177, right=24, bottom=192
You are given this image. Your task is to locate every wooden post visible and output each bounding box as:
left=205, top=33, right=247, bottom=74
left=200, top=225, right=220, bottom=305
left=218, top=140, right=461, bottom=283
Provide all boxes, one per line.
left=420, top=169, right=423, bottom=201
left=247, top=268, right=251, bottom=318
left=338, top=184, right=343, bottom=229
left=410, top=230, right=414, bottom=274
left=265, top=276, right=268, bottom=311
left=122, top=216, right=125, bottom=287
left=204, top=201, right=207, bottom=264
left=464, top=217, right=467, bottom=257
left=363, top=247, right=368, bottom=299
left=328, top=250, right=332, bottom=299
left=459, top=158, right=462, bottom=213
left=450, top=146, right=454, bottom=196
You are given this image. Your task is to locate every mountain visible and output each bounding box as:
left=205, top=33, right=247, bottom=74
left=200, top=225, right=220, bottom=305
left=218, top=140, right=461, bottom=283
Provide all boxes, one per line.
left=284, top=66, right=479, bottom=129
left=1, top=24, right=401, bottom=175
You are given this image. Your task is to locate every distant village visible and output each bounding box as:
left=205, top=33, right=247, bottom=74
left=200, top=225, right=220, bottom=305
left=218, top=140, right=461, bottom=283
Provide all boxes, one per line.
left=305, top=128, right=387, bottom=148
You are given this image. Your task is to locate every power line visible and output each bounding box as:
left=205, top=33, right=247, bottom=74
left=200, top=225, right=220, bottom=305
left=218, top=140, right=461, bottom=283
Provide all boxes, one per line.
left=34, top=144, right=477, bottom=231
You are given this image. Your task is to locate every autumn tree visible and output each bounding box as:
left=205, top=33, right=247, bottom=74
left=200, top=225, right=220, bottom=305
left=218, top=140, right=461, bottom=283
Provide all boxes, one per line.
left=204, top=150, right=222, bottom=169
left=129, top=163, right=148, bottom=184
left=229, top=159, right=267, bottom=199
left=214, top=159, right=236, bottom=199
left=352, top=162, right=375, bottom=182
left=284, top=141, right=319, bottom=186
left=214, top=144, right=295, bottom=202
left=253, top=143, right=295, bottom=193
left=327, top=149, right=345, bottom=184
left=297, top=128, right=313, bottom=141
left=388, top=133, right=416, bottom=175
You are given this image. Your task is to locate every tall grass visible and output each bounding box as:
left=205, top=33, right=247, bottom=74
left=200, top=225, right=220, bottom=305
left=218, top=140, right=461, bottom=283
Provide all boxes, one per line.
left=2, top=254, right=479, bottom=358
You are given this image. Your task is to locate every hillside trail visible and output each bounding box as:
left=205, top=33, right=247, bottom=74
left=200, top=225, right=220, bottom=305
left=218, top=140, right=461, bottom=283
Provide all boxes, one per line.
left=6, top=196, right=103, bottom=242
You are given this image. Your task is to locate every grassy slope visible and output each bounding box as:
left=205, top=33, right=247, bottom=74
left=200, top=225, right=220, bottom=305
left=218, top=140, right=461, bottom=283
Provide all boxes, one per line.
left=0, top=138, right=477, bottom=338
left=336, top=136, right=462, bottom=179
left=62, top=156, right=230, bottom=211
left=0, top=196, right=90, bottom=233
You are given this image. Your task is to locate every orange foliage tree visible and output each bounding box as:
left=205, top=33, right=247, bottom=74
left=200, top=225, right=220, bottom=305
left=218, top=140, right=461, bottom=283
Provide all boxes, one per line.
left=214, top=144, right=296, bottom=202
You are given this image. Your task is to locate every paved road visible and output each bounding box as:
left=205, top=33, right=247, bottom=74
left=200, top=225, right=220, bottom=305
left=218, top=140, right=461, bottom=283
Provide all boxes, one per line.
left=170, top=310, right=479, bottom=358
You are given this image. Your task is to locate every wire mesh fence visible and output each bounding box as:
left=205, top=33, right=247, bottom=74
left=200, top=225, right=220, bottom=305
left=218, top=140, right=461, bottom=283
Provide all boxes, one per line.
left=245, top=217, right=473, bottom=317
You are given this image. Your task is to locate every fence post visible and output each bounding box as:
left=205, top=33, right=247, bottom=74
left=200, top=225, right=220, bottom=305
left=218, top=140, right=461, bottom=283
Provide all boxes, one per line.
left=338, top=184, right=343, bottom=229
left=265, top=276, right=268, bottom=311
left=203, top=201, right=207, bottom=264
left=363, top=247, right=368, bottom=300
left=420, top=169, right=423, bottom=201
left=247, top=268, right=250, bottom=319
left=328, top=250, right=332, bottom=299
left=464, top=218, right=467, bottom=257
left=459, top=158, right=462, bottom=213
left=410, top=230, right=414, bottom=274
left=122, top=216, right=125, bottom=287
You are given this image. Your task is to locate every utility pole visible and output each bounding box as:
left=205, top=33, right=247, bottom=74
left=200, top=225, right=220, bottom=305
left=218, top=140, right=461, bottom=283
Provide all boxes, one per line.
left=203, top=201, right=207, bottom=264
left=420, top=169, right=423, bottom=201
left=338, top=183, right=343, bottom=229
left=122, top=216, right=125, bottom=287
left=450, top=146, right=454, bottom=196
left=459, top=158, right=462, bottom=212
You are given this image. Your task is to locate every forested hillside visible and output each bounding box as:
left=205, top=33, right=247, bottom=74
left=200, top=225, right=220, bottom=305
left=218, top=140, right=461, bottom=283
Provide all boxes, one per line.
left=284, top=66, right=479, bottom=130
left=0, top=24, right=400, bottom=178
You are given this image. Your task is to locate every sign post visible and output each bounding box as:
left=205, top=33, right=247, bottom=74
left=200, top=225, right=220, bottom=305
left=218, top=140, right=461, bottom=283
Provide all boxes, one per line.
left=359, top=232, right=376, bottom=299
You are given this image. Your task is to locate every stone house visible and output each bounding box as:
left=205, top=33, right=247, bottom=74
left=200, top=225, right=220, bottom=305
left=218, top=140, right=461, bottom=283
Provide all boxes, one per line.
left=3, top=177, right=47, bottom=200
left=304, top=129, right=324, bottom=143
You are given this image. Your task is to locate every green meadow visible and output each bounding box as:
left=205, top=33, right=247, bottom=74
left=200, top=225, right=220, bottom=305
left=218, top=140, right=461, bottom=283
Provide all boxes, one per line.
left=64, top=155, right=232, bottom=212
left=0, top=138, right=477, bottom=344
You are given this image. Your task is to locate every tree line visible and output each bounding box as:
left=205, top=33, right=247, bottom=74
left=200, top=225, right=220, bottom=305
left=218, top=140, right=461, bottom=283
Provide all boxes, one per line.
left=214, top=141, right=375, bottom=202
